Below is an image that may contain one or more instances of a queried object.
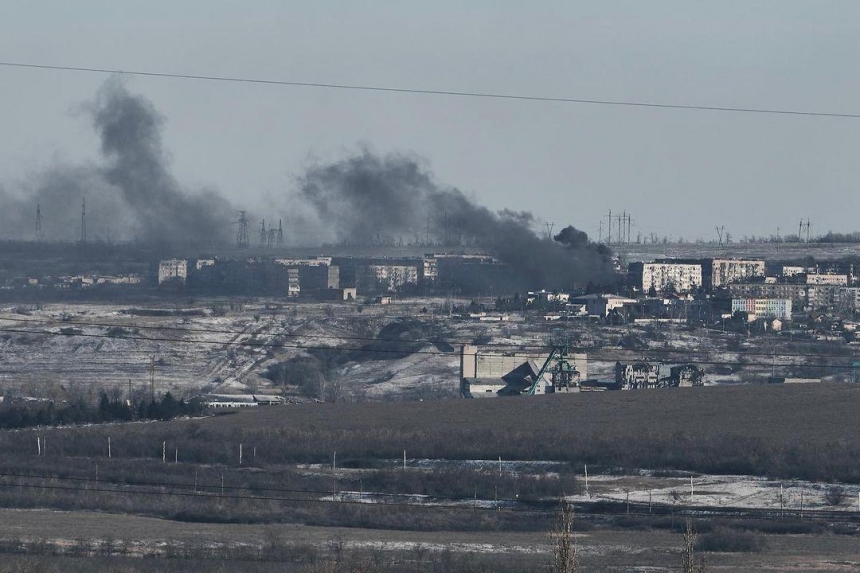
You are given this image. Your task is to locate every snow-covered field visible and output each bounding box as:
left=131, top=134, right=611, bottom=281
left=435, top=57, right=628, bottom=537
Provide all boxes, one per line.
left=575, top=472, right=860, bottom=513
left=0, top=298, right=843, bottom=401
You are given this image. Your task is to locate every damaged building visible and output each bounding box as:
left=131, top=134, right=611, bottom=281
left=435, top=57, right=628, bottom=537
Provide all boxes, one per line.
left=355, top=264, right=419, bottom=293
left=275, top=257, right=340, bottom=297
left=459, top=344, right=587, bottom=398
left=614, top=360, right=660, bottom=390
left=158, top=259, right=188, bottom=284
left=666, top=364, right=705, bottom=387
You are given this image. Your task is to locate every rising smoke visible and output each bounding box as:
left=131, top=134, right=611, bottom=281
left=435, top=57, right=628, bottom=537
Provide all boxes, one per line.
left=2, top=80, right=613, bottom=287
left=0, top=78, right=234, bottom=245
left=292, top=149, right=614, bottom=288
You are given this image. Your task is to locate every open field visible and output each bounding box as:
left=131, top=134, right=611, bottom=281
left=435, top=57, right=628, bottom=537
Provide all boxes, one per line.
left=205, top=381, right=860, bottom=439
left=4, top=381, right=860, bottom=480
left=2, top=297, right=860, bottom=569
left=1, top=385, right=860, bottom=569
left=0, top=506, right=860, bottom=571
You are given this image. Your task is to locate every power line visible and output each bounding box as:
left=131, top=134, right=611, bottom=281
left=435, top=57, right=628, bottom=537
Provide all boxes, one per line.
left=0, top=469, right=510, bottom=506
left=2, top=61, right=860, bottom=120
left=0, top=324, right=856, bottom=371
left=0, top=475, right=548, bottom=515
left=0, top=474, right=857, bottom=524
left=1, top=315, right=856, bottom=361
left=0, top=325, right=451, bottom=356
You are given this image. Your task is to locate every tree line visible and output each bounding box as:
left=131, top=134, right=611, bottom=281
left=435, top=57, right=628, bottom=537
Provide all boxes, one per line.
left=0, top=392, right=203, bottom=430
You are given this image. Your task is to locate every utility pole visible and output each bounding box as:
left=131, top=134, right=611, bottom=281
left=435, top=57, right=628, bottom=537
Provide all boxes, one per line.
left=598, top=219, right=603, bottom=244
left=607, top=210, right=612, bottom=246
left=617, top=213, right=623, bottom=245
left=627, top=213, right=632, bottom=245
left=236, top=211, right=250, bottom=248
left=545, top=221, right=554, bottom=240
left=35, top=203, right=43, bottom=242
left=276, top=219, right=284, bottom=247
left=148, top=356, right=155, bottom=404
left=621, top=211, right=627, bottom=245
left=80, top=197, right=87, bottom=244
left=259, top=220, right=267, bottom=247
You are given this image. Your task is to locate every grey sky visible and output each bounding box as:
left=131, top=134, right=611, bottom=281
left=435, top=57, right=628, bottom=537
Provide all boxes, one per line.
left=1, top=1, right=859, bottom=242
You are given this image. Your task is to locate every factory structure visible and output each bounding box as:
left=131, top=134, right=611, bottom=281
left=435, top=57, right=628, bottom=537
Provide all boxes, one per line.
left=460, top=343, right=706, bottom=398
left=459, top=343, right=588, bottom=398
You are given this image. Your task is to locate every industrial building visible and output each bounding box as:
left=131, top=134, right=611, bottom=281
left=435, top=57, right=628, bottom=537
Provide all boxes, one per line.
left=459, top=344, right=587, bottom=398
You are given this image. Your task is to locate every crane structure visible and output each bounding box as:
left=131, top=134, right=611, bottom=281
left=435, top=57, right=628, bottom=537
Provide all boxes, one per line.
left=524, top=332, right=581, bottom=395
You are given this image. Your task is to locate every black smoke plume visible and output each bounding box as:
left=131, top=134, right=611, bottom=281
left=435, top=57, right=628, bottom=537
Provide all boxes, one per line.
left=292, top=149, right=614, bottom=289
left=0, top=78, right=234, bottom=245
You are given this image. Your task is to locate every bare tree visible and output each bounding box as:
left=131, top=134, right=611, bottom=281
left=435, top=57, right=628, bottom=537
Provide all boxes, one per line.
left=682, top=519, right=706, bottom=573
left=551, top=499, right=580, bottom=573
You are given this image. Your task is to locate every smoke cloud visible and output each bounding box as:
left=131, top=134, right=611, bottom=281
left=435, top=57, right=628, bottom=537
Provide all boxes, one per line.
left=292, top=149, right=614, bottom=288
left=0, top=78, right=234, bottom=245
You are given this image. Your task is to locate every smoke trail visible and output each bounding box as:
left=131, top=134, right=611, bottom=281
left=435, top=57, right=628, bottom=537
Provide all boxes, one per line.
left=293, top=149, right=614, bottom=288
left=0, top=78, right=235, bottom=245
left=90, top=78, right=234, bottom=243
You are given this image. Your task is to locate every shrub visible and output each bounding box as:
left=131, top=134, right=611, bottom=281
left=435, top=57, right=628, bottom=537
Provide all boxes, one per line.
left=825, top=485, right=846, bottom=506
left=697, top=529, right=763, bottom=553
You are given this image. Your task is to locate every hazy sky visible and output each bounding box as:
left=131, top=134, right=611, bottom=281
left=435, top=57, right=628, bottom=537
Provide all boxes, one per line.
left=1, top=1, right=859, bottom=242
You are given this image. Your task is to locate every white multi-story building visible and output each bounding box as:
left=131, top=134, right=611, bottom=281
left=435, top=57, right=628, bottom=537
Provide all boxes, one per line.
left=158, top=259, right=188, bottom=284
left=422, top=256, right=438, bottom=282
left=274, top=257, right=332, bottom=267
left=731, top=298, right=792, bottom=320
left=709, top=259, right=765, bottom=288
left=841, top=288, right=860, bottom=311
left=632, top=262, right=702, bottom=294
left=356, top=265, right=419, bottom=293
left=806, top=273, right=849, bottom=286
left=287, top=268, right=300, bottom=297
left=782, top=265, right=807, bottom=277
